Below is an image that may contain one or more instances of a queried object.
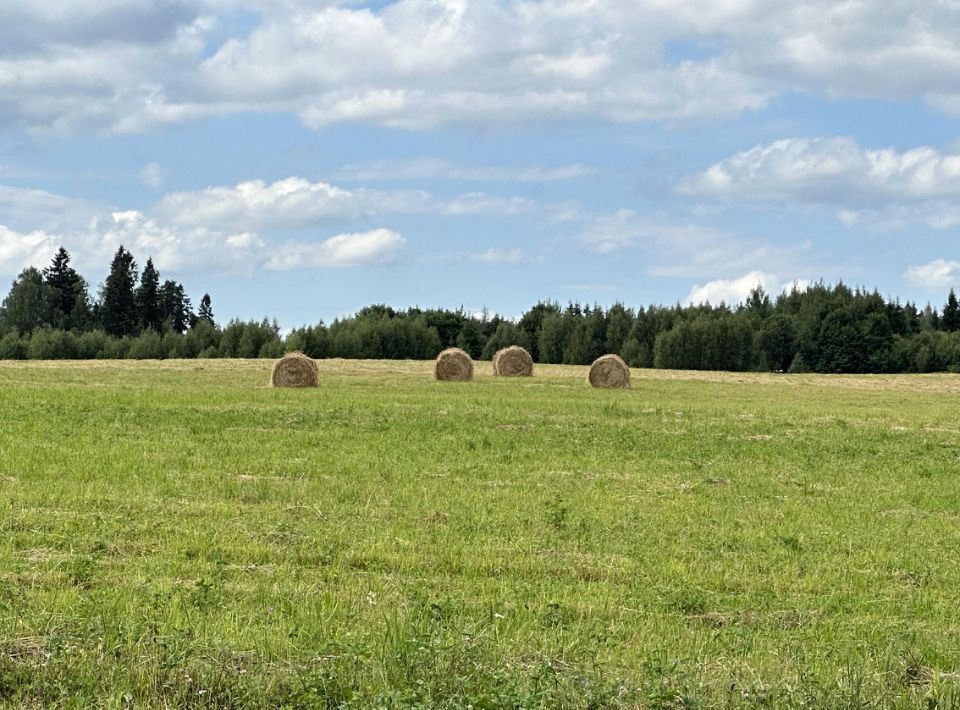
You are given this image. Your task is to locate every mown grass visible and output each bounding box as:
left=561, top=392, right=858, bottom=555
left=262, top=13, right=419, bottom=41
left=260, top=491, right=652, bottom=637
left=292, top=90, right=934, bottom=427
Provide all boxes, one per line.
left=1, top=359, right=960, bottom=708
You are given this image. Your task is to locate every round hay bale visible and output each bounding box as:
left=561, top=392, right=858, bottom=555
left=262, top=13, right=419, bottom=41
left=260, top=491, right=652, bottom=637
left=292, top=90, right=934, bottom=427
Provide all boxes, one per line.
left=271, top=352, right=319, bottom=388
left=492, top=345, right=533, bottom=377
left=588, top=354, right=630, bottom=389
left=434, top=347, right=474, bottom=382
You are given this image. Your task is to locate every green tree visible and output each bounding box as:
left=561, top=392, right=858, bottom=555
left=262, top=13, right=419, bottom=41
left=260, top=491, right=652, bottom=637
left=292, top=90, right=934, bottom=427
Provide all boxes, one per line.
left=817, top=308, right=865, bottom=373
left=757, top=314, right=796, bottom=372
left=159, top=280, right=194, bottom=334
left=744, top=285, right=772, bottom=323
left=517, top=301, right=560, bottom=361
left=0, top=331, right=28, bottom=359
left=43, top=247, right=89, bottom=330
left=481, top=322, right=531, bottom=360
left=197, top=293, right=215, bottom=325
left=422, top=308, right=467, bottom=348
left=135, top=257, right=163, bottom=332
left=455, top=317, right=485, bottom=359
left=0, top=268, right=54, bottom=335
left=605, top=303, right=633, bottom=355
left=100, top=246, right=139, bottom=337
left=538, top=312, right=570, bottom=364
left=563, top=307, right=606, bottom=365
left=942, top=289, right=960, bottom=333
left=787, top=352, right=810, bottom=373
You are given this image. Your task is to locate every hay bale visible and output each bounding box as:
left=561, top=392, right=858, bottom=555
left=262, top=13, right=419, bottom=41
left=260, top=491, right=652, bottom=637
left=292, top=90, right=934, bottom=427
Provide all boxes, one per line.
left=588, top=354, right=630, bottom=389
left=492, top=345, right=533, bottom=377
left=434, top=347, right=474, bottom=382
left=271, top=352, right=319, bottom=388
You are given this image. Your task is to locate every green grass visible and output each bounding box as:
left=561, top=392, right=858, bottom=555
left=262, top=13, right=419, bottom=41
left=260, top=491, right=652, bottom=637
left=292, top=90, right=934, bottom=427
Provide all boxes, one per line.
left=2, top=359, right=960, bottom=708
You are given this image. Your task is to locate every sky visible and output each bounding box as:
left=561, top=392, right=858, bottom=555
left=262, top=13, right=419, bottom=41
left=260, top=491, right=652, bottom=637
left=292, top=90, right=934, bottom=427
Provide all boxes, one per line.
left=1, top=0, right=960, bottom=327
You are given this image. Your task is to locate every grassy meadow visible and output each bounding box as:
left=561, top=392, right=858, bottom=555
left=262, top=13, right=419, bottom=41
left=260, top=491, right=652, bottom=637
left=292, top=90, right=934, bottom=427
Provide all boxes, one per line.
left=1, top=359, right=960, bottom=708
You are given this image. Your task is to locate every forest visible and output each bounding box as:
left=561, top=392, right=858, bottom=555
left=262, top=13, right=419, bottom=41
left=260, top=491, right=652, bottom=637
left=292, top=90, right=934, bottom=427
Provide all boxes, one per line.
left=2, top=245, right=960, bottom=373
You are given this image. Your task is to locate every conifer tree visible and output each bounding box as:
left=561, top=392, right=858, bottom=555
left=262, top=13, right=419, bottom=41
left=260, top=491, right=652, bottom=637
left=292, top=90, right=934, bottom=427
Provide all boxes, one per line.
left=43, top=247, right=88, bottom=329
left=197, top=293, right=215, bottom=325
left=942, top=289, right=960, bottom=333
left=100, top=246, right=139, bottom=337
left=135, top=258, right=163, bottom=332
left=159, top=280, right=194, bottom=334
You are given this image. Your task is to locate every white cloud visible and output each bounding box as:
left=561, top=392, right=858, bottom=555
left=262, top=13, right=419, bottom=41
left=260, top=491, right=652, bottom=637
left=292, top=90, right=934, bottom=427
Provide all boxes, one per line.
left=0, top=180, right=407, bottom=277
left=463, top=248, right=526, bottom=264
left=440, top=192, right=534, bottom=216
left=337, top=158, right=597, bottom=183
left=905, top=259, right=960, bottom=290
left=581, top=208, right=723, bottom=255
left=0, top=184, right=102, bottom=234
left=0, top=225, right=59, bottom=272
left=682, top=137, right=960, bottom=205
left=264, top=228, right=406, bottom=270
left=14, top=0, right=960, bottom=132
left=685, top=271, right=809, bottom=306
left=95, top=209, right=262, bottom=272
left=682, top=136, right=960, bottom=231
left=157, top=176, right=533, bottom=230
left=158, top=177, right=361, bottom=230
left=579, top=208, right=813, bottom=280
left=139, top=162, right=164, bottom=189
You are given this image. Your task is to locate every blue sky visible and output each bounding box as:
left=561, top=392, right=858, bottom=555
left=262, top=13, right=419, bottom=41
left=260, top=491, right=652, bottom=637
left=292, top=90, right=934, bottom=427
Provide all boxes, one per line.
left=2, top=1, right=960, bottom=327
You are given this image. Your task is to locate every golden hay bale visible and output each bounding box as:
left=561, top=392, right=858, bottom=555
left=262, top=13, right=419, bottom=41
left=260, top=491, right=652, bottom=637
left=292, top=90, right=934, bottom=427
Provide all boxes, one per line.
left=588, top=354, right=630, bottom=389
left=271, top=352, right=319, bottom=388
left=434, top=347, right=474, bottom=382
left=492, top=345, right=534, bottom=377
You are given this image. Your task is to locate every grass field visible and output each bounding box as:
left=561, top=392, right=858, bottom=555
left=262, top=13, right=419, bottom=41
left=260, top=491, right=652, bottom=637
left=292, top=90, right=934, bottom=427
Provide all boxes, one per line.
left=2, top=359, right=960, bottom=708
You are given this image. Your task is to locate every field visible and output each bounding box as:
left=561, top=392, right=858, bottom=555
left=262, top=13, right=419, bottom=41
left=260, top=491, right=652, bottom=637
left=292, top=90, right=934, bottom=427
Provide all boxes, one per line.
left=2, top=359, right=960, bottom=708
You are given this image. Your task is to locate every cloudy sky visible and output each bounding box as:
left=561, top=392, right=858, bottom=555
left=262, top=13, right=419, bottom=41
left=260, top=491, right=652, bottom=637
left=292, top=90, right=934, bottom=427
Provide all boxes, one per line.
left=2, top=0, right=959, bottom=326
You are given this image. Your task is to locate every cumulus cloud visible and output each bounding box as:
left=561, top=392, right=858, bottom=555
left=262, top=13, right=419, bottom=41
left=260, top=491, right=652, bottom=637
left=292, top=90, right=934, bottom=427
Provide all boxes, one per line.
left=157, top=176, right=533, bottom=229
left=681, top=136, right=960, bottom=232
left=11, top=1, right=960, bottom=132
left=95, top=209, right=263, bottom=272
left=158, top=177, right=361, bottom=230
left=905, top=259, right=960, bottom=290
left=685, top=272, right=810, bottom=306
left=0, top=177, right=416, bottom=277
left=0, top=169, right=540, bottom=279
left=0, top=225, right=59, bottom=272
left=682, top=137, right=960, bottom=205
left=0, top=184, right=102, bottom=234
left=264, top=229, right=406, bottom=270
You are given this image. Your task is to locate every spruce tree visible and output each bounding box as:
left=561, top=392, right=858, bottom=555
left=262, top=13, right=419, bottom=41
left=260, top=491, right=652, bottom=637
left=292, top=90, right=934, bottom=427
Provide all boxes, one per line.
left=197, top=293, right=215, bottom=325
left=942, top=289, right=960, bottom=332
left=135, top=258, right=162, bottom=332
left=43, top=247, right=88, bottom=330
left=100, top=247, right=139, bottom=337
left=159, top=280, right=194, bottom=334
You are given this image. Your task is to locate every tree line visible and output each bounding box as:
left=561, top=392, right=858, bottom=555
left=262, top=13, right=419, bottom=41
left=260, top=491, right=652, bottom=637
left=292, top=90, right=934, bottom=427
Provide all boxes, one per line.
left=2, top=245, right=960, bottom=373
